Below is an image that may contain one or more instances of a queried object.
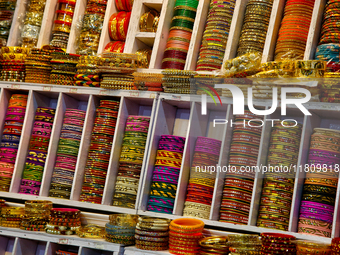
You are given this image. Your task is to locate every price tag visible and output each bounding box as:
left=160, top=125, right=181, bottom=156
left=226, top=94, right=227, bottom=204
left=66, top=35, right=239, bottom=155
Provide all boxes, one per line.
left=69, top=88, right=77, bottom=94
left=11, top=84, right=20, bottom=89
left=129, top=91, right=139, bottom=97
left=58, top=238, right=69, bottom=244
left=149, top=93, right=156, bottom=99
left=43, top=86, right=51, bottom=91
left=95, top=244, right=105, bottom=249
left=99, top=90, right=108, bottom=95
left=172, top=95, right=181, bottom=100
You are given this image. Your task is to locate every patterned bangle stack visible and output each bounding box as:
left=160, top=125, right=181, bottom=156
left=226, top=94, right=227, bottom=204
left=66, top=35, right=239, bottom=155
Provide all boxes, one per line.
left=49, top=108, right=86, bottom=199
left=199, top=236, right=229, bottom=255
left=169, top=218, right=204, bottom=255
left=46, top=208, right=81, bottom=235
left=183, top=136, right=222, bottom=219
left=50, top=53, right=80, bottom=86
left=219, top=109, right=263, bottom=224
left=80, top=100, right=120, bottom=204
left=298, top=128, right=340, bottom=238
left=161, top=69, right=197, bottom=94
left=0, top=47, right=29, bottom=82
left=135, top=216, right=170, bottom=250
left=19, top=107, right=55, bottom=195
left=20, top=200, right=52, bottom=231
left=1, top=207, right=24, bottom=228
left=112, top=115, right=150, bottom=208
left=147, top=135, right=186, bottom=214
left=228, top=234, right=261, bottom=254
left=257, top=121, right=302, bottom=231
left=260, top=233, right=296, bottom=254
left=0, top=93, right=28, bottom=191
left=105, top=214, right=138, bottom=245
left=132, top=72, right=163, bottom=92
left=296, top=240, right=331, bottom=254
left=75, top=56, right=100, bottom=87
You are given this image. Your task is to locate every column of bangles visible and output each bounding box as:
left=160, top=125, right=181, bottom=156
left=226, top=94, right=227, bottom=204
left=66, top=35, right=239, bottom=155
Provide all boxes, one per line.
left=0, top=0, right=16, bottom=43
left=219, top=110, right=263, bottom=224
left=75, top=56, right=100, bottom=87
left=46, top=208, right=81, bottom=235
left=169, top=218, right=204, bottom=255
left=80, top=100, right=120, bottom=203
left=257, top=121, right=302, bottom=231
left=132, top=72, right=163, bottom=92
left=228, top=234, right=261, bottom=254
left=0, top=94, right=28, bottom=191
left=19, top=107, right=55, bottom=195
left=135, top=216, right=170, bottom=251
left=106, top=11, right=131, bottom=53
left=199, top=236, right=229, bottom=254
left=161, top=0, right=198, bottom=69
left=147, top=135, right=186, bottom=214
left=49, top=109, right=86, bottom=199
left=298, top=128, right=340, bottom=238
left=260, top=233, right=296, bottom=254
left=196, top=0, right=236, bottom=71
left=0, top=47, right=29, bottom=82
left=112, top=116, right=150, bottom=208
left=20, top=200, right=52, bottom=231
left=105, top=214, right=138, bottom=245
left=182, top=137, right=222, bottom=220
left=296, top=240, right=331, bottom=254
left=50, top=53, right=80, bottom=86
left=1, top=207, right=24, bottom=228
left=161, top=69, right=197, bottom=94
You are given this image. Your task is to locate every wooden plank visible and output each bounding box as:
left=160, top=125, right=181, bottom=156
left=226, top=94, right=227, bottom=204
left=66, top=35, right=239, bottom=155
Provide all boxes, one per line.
left=37, top=0, right=58, bottom=47
left=6, top=0, right=28, bottom=46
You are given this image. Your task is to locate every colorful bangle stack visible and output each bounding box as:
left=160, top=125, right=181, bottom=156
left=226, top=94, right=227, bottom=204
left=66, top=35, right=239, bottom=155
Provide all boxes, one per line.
left=112, top=115, right=150, bottom=208
left=169, top=218, right=204, bottom=255
left=316, top=44, right=340, bottom=73
left=19, top=107, right=55, bottom=195
left=228, top=234, right=261, bottom=254
left=274, top=0, right=315, bottom=60
left=106, top=214, right=138, bottom=244
left=46, top=208, right=81, bottom=235
left=260, top=233, right=296, bottom=254
left=135, top=216, right=170, bottom=250
left=0, top=93, right=28, bottom=191
left=296, top=240, right=331, bottom=255
left=161, top=69, right=197, bottom=94
left=1, top=207, right=24, bottom=228
left=219, top=109, right=263, bottom=224
left=236, top=0, right=273, bottom=56
left=0, top=0, right=16, bottom=43
left=140, top=10, right=159, bottom=32
left=199, top=236, right=229, bottom=255
left=0, top=47, right=29, bottom=82
left=49, top=108, right=86, bottom=199
left=161, top=0, right=198, bottom=70
left=108, top=11, right=131, bottom=42
left=147, top=135, right=186, bottom=214
left=76, top=0, right=107, bottom=55
left=298, top=128, right=340, bottom=238
left=20, top=200, right=52, bottom=231
left=74, top=56, right=100, bottom=87
left=257, top=120, right=302, bottom=231
left=80, top=99, right=120, bottom=204
left=50, top=0, right=76, bottom=49
left=76, top=224, right=105, bottom=239
left=182, top=136, right=222, bottom=219
left=104, top=41, right=125, bottom=53
left=132, top=72, right=163, bottom=92
left=50, top=52, right=80, bottom=86
left=196, top=0, right=236, bottom=71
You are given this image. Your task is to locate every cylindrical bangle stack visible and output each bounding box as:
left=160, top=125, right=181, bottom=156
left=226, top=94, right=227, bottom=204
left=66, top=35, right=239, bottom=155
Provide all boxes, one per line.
left=50, top=53, right=80, bottom=86
left=228, top=234, right=261, bottom=254
left=49, top=108, right=86, bottom=199
left=132, top=72, right=163, bottom=92
left=260, top=233, right=296, bottom=254
left=220, top=109, right=263, bottom=224
left=296, top=240, right=331, bottom=255
left=257, top=121, right=302, bottom=231
left=298, top=128, right=340, bottom=238
left=20, top=200, right=52, bottom=231
left=105, top=214, right=138, bottom=244
left=199, top=236, right=229, bottom=255
left=135, top=216, right=170, bottom=250
left=147, top=135, right=186, bottom=214
left=76, top=224, right=105, bottom=239
left=0, top=47, right=29, bottom=82
left=161, top=0, right=198, bottom=69
left=19, top=107, right=55, bottom=195
left=161, top=69, right=197, bottom=94
left=183, top=136, right=222, bottom=219
left=1, top=207, right=25, bottom=228
left=169, top=218, right=204, bottom=255
left=75, top=56, right=100, bottom=87
left=46, top=208, right=81, bottom=235
left=0, top=93, right=28, bottom=191
left=80, top=100, right=120, bottom=204
left=140, top=10, right=159, bottom=32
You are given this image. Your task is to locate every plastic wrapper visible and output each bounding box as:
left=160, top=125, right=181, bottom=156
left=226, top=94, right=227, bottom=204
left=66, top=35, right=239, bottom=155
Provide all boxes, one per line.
left=223, top=52, right=262, bottom=78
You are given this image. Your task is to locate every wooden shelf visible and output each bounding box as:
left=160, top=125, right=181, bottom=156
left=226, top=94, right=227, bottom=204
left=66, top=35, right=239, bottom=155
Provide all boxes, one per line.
left=135, top=33, right=156, bottom=47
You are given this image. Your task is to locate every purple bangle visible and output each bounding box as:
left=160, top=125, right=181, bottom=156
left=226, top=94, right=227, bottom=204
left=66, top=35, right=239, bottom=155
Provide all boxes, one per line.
left=26, top=159, right=45, bottom=167
left=300, top=207, right=334, bottom=216
left=300, top=214, right=333, bottom=223
left=20, top=179, right=41, bottom=187
left=56, top=155, right=77, bottom=164
left=194, top=146, right=221, bottom=156
left=5, top=114, right=25, bottom=121
left=196, top=136, right=222, bottom=147
left=147, top=204, right=173, bottom=214
left=0, top=155, right=16, bottom=163
left=308, top=149, right=340, bottom=158
left=159, top=135, right=186, bottom=144
left=158, top=142, right=185, bottom=152
left=0, top=148, right=18, bottom=155
left=7, top=107, right=26, bottom=115
left=300, top=201, right=334, bottom=211
left=34, top=121, right=53, bottom=129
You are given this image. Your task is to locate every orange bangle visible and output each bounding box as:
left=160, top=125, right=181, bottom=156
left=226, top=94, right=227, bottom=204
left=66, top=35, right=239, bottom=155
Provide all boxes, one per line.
left=170, top=218, right=204, bottom=231
left=109, top=13, right=119, bottom=40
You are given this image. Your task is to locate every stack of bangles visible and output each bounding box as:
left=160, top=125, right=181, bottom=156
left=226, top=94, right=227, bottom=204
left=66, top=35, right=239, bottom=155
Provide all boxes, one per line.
left=161, top=69, right=197, bottom=94
left=220, top=109, right=263, bottom=224
left=113, top=115, right=150, bottom=208
left=296, top=240, right=331, bottom=254
left=298, top=128, right=340, bottom=238
left=74, top=56, right=100, bottom=87
left=227, top=234, right=261, bottom=254
left=169, top=218, right=204, bottom=255
left=0, top=0, right=15, bottom=43
left=19, top=107, right=56, bottom=195
left=257, top=121, right=302, bottom=231
left=1, top=206, right=24, bottom=228
left=0, top=47, right=29, bottom=82
left=76, top=224, right=105, bottom=239
left=135, top=216, right=170, bottom=250
left=49, top=108, right=86, bottom=199
left=332, top=238, right=340, bottom=254
left=199, top=236, right=229, bottom=255
left=46, top=208, right=81, bottom=235
left=20, top=200, right=52, bottom=231
left=106, top=214, right=138, bottom=245
left=260, top=233, right=296, bottom=254
left=183, top=136, right=222, bottom=219
left=115, top=0, right=133, bottom=12
left=108, top=11, right=131, bottom=42
left=80, top=100, right=120, bottom=204
left=50, top=53, right=80, bottom=86
left=140, top=10, right=159, bottom=32
left=0, top=93, right=28, bottom=191
left=161, top=0, right=198, bottom=69
left=132, top=72, right=163, bottom=92
left=147, top=135, right=186, bottom=214
left=104, top=41, right=125, bottom=53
